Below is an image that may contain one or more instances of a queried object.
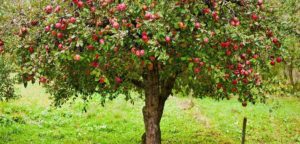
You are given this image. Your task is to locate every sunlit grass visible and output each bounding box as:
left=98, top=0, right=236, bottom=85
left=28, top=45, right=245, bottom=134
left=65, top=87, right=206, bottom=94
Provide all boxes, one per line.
left=0, top=84, right=299, bottom=144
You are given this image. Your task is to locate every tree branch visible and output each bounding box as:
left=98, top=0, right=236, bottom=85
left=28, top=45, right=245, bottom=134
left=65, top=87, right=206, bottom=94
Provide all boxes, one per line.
left=129, top=79, right=145, bottom=89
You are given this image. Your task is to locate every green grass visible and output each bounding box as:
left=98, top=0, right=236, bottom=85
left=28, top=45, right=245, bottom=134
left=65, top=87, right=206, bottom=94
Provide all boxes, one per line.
left=0, top=84, right=299, bottom=144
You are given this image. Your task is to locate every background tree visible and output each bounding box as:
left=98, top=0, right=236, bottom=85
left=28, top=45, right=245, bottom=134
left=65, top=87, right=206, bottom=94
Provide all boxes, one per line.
left=259, top=0, right=300, bottom=95
left=10, top=0, right=283, bottom=143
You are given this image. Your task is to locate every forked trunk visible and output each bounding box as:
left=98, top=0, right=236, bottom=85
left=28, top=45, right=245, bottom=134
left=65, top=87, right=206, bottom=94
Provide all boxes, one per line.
left=141, top=62, right=175, bottom=144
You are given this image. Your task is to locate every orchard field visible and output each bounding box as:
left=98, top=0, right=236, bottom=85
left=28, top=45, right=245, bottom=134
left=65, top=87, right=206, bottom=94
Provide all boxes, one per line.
left=0, top=84, right=299, bottom=144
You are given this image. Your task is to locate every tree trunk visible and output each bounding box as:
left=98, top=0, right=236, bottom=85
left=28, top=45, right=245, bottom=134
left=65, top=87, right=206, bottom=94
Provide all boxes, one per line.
left=141, top=62, right=176, bottom=144
left=289, top=58, right=295, bottom=93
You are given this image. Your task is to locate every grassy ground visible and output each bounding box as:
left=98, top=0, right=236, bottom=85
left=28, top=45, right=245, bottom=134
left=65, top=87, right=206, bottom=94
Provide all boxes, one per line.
left=0, top=84, right=299, bottom=144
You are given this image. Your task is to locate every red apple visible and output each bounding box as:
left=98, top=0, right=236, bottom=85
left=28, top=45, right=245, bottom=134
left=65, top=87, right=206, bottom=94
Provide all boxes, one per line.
left=240, top=53, right=246, bottom=60
left=203, top=37, right=209, bottom=43
left=226, top=50, right=232, bottom=56
left=39, top=77, right=48, bottom=84
left=272, top=38, right=279, bottom=44
left=54, top=6, right=61, bottom=13
left=74, top=54, right=81, bottom=61
left=115, top=77, right=122, bottom=84
left=165, top=36, right=171, bottom=43
left=45, top=26, right=51, bottom=32
left=69, top=17, right=76, bottom=23
left=195, top=22, right=201, bottom=29
left=117, top=3, right=127, bottom=11
left=202, top=8, right=210, bottom=14
left=194, top=67, right=201, bottom=74
left=257, top=0, right=263, bottom=5
left=45, top=5, right=53, bottom=14
left=251, top=13, right=259, bottom=21
left=99, top=77, right=105, bottom=84
left=28, top=46, right=34, bottom=53
left=55, top=23, right=62, bottom=29
left=270, top=60, right=275, bottom=65
left=112, top=22, right=120, bottom=29
left=276, top=57, right=282, bottom=63
left=77, top=1, right=84, bottom=8
left=57, top=32, right=63, bottom=39
left=232, top=79, right=238, bottom=85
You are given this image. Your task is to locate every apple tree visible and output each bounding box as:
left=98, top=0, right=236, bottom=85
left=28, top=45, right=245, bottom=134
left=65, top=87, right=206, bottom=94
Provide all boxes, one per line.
left=14, top=0, right=282, bottom=143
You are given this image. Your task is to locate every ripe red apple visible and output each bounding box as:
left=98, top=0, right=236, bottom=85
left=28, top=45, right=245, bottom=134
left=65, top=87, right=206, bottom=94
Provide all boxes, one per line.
left=45, top=5, right=53, bottom=14
left=253, top=54, right=259, bottom=59
left=90, top=6, right=96, bottom=13
left=242, top=78, right=249, bottom=84
left=165, top=36, right=171, bottom=43
left=230, top=17, right=240, bottom=26
left=226, top=50, right=232, bottom=56
left=87, top=45, right=95, bottom=51
left=117, top=3, right=127, bottom=11
left=54, top=6, right=61, bottom=13
left=140, top=50, right=145, bottom=56
left=270, top=60, right=275, bottom=66
left=272, top=38, right=279, bottom=44
left=90, top=61, right=99, bottom=68
left=203, top=37, right=209, bottom=43
left=194, top=67, right=201, bottom=74
left=99, top=77, right=105, bottom=84
left=221, top=41, right=230, bottom=48
left=28, top=46, right=34, bottom=53
left=58, top=44, right=63, bottom=50
left=99, top=39, right=105, bottom=44
left=202, top=8, right=210, bottom=14
left=144, top=13, right=152, bottom=20
left=57, top=32, right=63, bottom=39
left=55, top=23, right=62, bottom=29
left=232, top=79, right=238, bottom=85
left=77, top=1, right=84, bottom=8
left=115, top=77, right=122, bottom=84
left=45, top=26, right=51, bottom=32
left=69, top=17, right=76, bottom=23
left=193, top=58, right=200, bottom=63
left=212, top=11, right=219, bottom=21
left=39, top=77, right=48, bottom=84
left=60, top=24, right=67, bottom=31
left=199, top=61, right=205, bottom=67
left=74, top=54, right=81, bottom=61
left=233, top=44, right=239, bottom=51
left=276, top=57, right=282, bottom=63
left=251, top=13, right=259, bottom=21
left=112, top=22, right=120, bottom=29
left=195, top=22, right=201, bottom=29
left=246, top=60, right=251, bottom=65
left=142, top=35, right=149, bottom=42
left=266, top=29, right=273, bottom=38
left=240, top=53, right=247, bottom=60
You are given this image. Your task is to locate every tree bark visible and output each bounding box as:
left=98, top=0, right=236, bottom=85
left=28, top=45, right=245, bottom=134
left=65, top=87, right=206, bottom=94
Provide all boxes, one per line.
left=141, top=62, right=176, bottom=144
left=289, top=58, right=295, bottom=93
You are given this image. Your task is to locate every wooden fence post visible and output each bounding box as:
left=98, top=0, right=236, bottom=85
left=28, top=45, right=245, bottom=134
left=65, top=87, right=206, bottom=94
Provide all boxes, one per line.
left=241, top=117, right=247, bottom=144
